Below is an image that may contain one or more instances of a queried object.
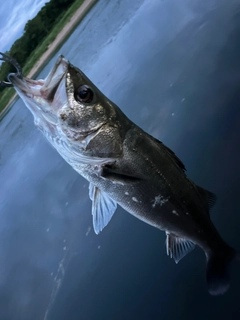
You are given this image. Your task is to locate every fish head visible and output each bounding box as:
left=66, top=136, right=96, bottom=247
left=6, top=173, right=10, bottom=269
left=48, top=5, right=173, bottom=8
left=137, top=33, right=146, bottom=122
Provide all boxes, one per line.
left=58, top=61, right=116, bottom=142
left=6, top=55, right=122, bottom=164
left=7, top=55, right=116, bottom=138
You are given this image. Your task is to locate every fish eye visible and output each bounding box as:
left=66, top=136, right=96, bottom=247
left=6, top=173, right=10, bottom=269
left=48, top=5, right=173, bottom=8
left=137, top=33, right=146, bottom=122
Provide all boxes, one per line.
left=76, top=85, right=93, bottom=103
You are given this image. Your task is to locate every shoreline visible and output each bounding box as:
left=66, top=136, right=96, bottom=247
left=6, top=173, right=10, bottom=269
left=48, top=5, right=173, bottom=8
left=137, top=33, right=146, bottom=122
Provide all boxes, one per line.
left=0, top=0, right=97, bottom=118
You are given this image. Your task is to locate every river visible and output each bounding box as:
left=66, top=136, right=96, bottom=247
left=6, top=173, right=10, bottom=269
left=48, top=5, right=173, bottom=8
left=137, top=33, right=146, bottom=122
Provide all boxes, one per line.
left=1, top=0, right=240, bottom=319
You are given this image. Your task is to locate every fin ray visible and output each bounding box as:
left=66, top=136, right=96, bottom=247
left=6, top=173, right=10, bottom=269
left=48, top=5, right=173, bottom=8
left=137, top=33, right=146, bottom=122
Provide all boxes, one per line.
left=166, top=233, right=195, bottom=263
left=195, top=185, right=217, bottom=213
left=89, top=183, right=117, bottom=234
left=151, top=137, right=186, bottom=172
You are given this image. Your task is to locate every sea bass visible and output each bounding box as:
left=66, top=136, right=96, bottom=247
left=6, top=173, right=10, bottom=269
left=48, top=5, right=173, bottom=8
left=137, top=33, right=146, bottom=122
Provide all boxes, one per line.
left=1, top=52, right=239, bottom=295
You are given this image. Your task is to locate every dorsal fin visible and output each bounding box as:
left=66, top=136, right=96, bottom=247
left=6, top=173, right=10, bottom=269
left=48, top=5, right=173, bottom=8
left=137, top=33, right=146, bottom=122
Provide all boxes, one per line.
left=195, top=185, right=217, bottom=213
left=151, top=136, right=186, bottom=173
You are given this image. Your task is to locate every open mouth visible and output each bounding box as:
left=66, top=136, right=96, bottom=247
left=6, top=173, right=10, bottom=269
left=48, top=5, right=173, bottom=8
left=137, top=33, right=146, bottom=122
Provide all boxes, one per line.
left=0, top=53, right=70, bottom=128
left=7, top=55, right=69, bottom=103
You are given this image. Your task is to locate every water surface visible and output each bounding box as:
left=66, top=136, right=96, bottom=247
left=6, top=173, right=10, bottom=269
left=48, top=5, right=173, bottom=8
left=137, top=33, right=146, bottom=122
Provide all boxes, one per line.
left=1, top=0, right=240, bottom=319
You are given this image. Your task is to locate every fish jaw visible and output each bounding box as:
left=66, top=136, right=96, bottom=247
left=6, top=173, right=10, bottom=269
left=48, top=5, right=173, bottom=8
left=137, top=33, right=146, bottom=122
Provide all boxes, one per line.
left=8, top=56, right=69, bottom=128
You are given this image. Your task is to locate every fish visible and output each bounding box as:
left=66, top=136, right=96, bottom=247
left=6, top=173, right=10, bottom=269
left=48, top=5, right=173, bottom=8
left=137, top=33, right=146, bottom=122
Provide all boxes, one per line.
left=0, top=52, right=239, bottom=295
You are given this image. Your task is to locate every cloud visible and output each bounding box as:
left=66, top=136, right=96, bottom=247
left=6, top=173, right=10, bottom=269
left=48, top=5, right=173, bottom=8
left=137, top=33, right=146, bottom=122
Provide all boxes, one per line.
left=0, top=0, right=49, bottom=52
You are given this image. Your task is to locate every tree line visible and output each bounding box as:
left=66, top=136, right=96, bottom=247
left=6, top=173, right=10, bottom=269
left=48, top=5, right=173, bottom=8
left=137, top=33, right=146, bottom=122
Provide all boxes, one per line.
left=0, top=0, right=76, bottom=92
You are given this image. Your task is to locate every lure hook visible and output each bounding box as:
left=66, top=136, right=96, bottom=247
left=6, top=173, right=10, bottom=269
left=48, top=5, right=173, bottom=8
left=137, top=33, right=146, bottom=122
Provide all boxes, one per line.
left=0, top=52, right=23, bottom=87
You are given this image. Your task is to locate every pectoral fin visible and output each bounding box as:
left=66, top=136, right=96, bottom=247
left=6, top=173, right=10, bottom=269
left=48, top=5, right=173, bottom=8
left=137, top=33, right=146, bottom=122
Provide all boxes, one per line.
left=166, top=232, right=195, bottom=264
left=89, top=183, right=117, bottom=234
left=101, top=166, right=142, bottom=185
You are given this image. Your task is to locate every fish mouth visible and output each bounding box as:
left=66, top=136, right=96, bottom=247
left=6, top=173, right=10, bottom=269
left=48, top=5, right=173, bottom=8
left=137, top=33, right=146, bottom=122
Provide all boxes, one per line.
left=8, top=55, right=69, bottom=101
left=7, top=55, right=69, bottom=124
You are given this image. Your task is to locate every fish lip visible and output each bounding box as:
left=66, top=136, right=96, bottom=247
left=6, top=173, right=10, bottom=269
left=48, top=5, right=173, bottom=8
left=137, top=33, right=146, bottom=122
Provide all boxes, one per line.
left=8, top=55, right=69, bottom=103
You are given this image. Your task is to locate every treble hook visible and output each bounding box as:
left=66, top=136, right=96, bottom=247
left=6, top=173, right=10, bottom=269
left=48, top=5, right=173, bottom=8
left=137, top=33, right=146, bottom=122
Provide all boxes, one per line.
left=0, top=52, right=23, bottom=87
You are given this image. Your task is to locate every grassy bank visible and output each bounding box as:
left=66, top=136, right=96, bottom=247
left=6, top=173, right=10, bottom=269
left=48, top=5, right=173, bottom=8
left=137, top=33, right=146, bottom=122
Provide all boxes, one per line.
left=23, top=0, right=85, bottom=76
left=0, top=0, right=90, bottom=115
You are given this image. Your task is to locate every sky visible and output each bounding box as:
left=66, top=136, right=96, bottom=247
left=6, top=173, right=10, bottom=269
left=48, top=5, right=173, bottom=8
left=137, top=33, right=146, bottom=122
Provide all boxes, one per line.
left=0, top=0, right=49, bottom=52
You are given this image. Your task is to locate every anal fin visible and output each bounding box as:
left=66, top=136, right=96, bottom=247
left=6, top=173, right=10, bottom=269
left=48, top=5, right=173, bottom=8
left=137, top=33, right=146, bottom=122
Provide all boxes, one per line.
left=166, top=233, right=195, bottom=264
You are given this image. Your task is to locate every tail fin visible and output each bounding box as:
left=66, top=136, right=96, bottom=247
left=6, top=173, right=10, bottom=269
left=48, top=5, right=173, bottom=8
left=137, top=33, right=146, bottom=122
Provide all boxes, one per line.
left=206, top=248, right=238, bottom=295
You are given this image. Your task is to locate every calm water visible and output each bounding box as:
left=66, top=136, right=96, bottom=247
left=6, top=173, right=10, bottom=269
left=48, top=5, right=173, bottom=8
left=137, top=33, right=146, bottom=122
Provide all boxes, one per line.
left=1, top=0, right=240, bottom=319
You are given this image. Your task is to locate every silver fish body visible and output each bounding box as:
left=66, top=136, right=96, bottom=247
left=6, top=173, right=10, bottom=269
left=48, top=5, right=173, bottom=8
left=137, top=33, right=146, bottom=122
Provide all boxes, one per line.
left=3, top=54, right=239, bottom=295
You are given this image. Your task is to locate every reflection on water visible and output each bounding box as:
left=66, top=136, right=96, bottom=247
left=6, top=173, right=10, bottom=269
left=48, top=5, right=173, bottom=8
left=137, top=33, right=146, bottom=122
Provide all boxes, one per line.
left=1, top=0, right=240, bottom=319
